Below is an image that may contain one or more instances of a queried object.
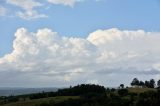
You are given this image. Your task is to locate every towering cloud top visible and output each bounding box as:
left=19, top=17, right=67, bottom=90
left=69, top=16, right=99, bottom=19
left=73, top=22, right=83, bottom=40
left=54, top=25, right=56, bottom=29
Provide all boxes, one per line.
left=0, top=28, right=160, bottom=86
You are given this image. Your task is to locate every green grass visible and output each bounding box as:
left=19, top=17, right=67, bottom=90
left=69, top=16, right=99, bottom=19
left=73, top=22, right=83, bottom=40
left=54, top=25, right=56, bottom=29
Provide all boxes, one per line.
left=2, top=96, right=79, bottom=106
left=128, top=87, right=156, bottom=94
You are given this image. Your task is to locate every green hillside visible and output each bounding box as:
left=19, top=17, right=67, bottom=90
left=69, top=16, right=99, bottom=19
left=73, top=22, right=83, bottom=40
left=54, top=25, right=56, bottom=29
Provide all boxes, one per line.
left=2, top=96, right=79, bottom=106
left=0, top=83, right=160, bottom=106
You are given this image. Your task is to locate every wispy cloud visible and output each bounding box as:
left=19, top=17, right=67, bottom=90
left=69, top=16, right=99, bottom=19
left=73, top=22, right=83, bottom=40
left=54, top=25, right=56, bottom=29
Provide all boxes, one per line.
left=0, top=6, right=7, bottom=16
left=7, top=0, right=47, bottom=20
left=4, top=0, right=84, bottom=20
left=0, top=0, right=100, bottom=20
left=47, top=0, right=76, bottom=7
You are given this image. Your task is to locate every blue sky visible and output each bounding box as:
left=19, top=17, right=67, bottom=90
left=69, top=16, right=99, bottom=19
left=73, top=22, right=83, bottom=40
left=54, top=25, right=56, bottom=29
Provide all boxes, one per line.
left=0, top=0, right=160, bottom=87
left=0, top=0, right=160, bottom=57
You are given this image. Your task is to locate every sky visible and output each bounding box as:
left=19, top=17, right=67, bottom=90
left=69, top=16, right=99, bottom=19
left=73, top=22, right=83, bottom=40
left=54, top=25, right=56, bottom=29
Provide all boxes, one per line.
left=0, top=0, right=160, bottom=87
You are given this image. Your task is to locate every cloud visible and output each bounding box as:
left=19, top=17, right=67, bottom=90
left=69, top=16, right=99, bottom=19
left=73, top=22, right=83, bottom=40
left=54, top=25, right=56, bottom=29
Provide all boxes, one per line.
left=16, top=10, right=47, bottom=20
left=5, top=0, right=82, bottom=20
left=47, top=0, right=89, bottom=7
left=47, top=0, right=76, bottom=7
left=7, top=0, right=47, bottom=20
left=86, top=79, right=99, bottom=84
left=1, top=0, right=98, bottom=20
left=7, top=0, right=42, bottom=10
left=0, top=28, right=160, bottom=87
left=0, top=6, right=7, bottom=16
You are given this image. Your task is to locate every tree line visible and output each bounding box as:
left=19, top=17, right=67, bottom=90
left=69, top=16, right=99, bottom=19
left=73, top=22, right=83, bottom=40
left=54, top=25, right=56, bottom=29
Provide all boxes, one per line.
left=130, top=78, right=160, bottom=88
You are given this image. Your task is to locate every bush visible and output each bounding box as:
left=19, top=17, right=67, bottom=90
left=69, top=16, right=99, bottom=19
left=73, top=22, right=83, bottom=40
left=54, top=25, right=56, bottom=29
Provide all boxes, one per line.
left=118, top=89, right=128, bottom=96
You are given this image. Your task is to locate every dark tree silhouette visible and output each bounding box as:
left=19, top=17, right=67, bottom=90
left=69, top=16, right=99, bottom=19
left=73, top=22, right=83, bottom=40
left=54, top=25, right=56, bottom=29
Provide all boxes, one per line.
left=157, top=80, right=160, bottom=88
left=120, top=84, right=124, bottom=89
left=131, top=78, right=139, bottom=87
left=139, top=81, right=145, bottom=87
left=149, top=79, right=155, bottom=88
left=145, top=81, right=150, bottom=88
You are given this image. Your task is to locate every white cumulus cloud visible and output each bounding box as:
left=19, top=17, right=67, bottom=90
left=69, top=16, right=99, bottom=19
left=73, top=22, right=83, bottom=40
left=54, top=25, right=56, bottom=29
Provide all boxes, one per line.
left=0, top=28, right=160, bottom=87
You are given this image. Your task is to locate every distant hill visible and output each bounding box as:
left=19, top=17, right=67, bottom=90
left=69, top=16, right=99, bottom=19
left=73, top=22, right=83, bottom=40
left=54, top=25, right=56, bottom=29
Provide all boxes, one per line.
left=0, top=88, right=58, bottom=96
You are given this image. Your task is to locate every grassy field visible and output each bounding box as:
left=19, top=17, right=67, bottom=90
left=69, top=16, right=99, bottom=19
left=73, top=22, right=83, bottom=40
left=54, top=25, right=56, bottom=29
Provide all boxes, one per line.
left=1, top=96, right=79, bottom=106
left=128, top=87, right=156, bottom=94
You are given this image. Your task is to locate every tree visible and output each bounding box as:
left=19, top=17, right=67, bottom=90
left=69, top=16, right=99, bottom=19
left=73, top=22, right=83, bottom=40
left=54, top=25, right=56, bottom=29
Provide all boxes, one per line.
left=139, top=81, right=145, bottom=87
left=149, top=79, right=155, bottom=88
left=145, top=81, right=150, bottom=88
left=131, top=78, right=139, bottom=87
left=144, top=79, right=155, bottom=88
left=110, top=88, right=116, bottom=92
left=120, top=84, right=124, bottom=89
left=157, top=80, right=160, bottom=88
